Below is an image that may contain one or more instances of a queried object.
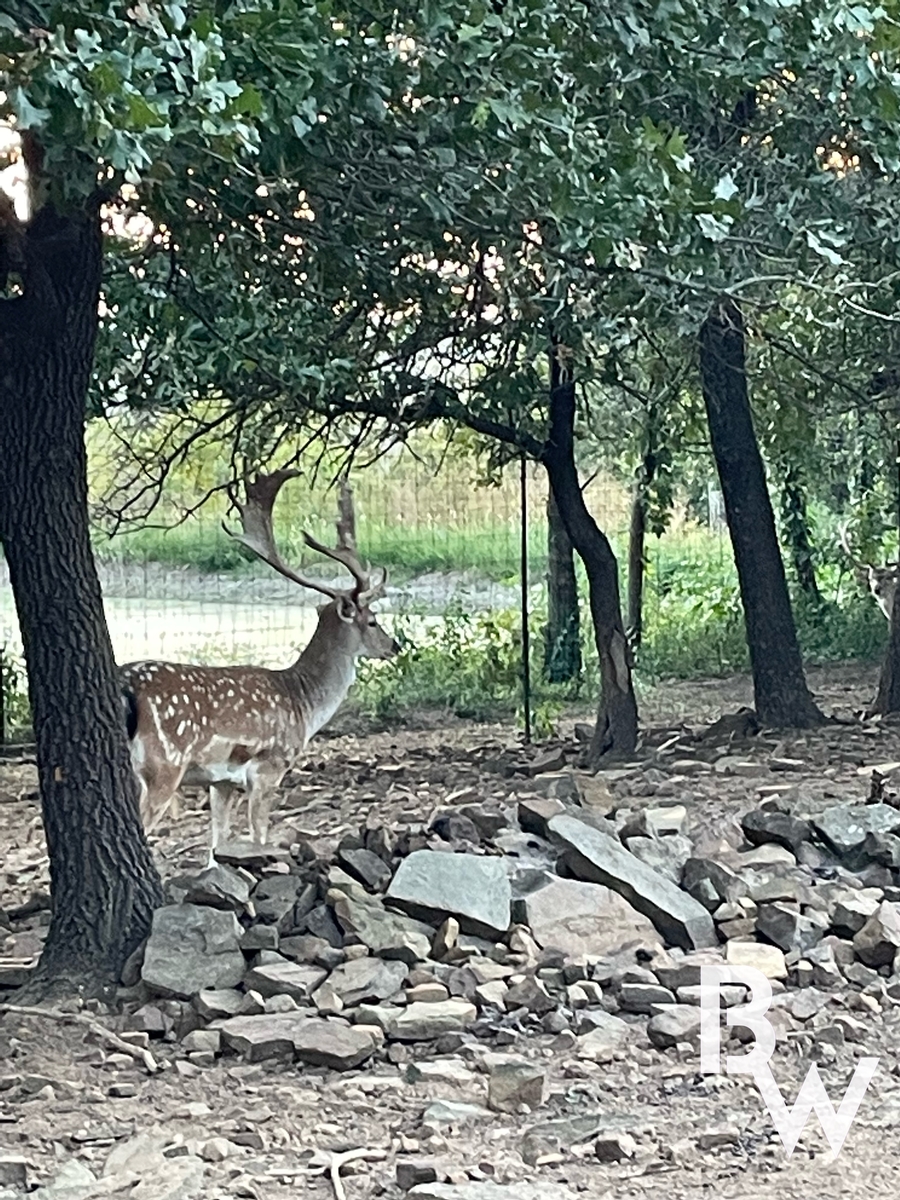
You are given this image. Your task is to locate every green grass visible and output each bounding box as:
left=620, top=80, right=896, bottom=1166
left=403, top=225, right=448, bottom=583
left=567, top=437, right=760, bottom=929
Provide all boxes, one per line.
left=4, top=520, right=891, bottom=741
left=92, top=519, right=548, bottom=583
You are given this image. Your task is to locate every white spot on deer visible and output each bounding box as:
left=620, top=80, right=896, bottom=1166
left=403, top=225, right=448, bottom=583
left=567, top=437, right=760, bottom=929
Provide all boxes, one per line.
left=176, top=721, right=186, bottom=737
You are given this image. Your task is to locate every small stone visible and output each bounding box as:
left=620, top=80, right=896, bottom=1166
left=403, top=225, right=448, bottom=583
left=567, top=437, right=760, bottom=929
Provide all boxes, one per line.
left=201, top=1137, right=233, bottom=1163
left=595, top=1131, right=636, bottom=1162
left=319, top=956, right=408, bottom=1008
left=108, top=1083, right=138, bottom=1098
left=517, top=797, right=566, bottom=838
left=388, top=1000, right=477, bottom=1041
left=339, top=848, right=393, bottom=892
left=725, top=940, right=787, bottom=980
left=406, top=982, right=450, bottom=1004
left=240, top=925, right=280, bottom=952
left=331, top=884, right=433, bottom=964
left=244, top=960, right=327, bottom=1002
left=432, top=918, right=459, bottom=960
left=503, top=976, right=555, bottom=1015
left=488, top=1061, right=545, bottom=1113
left=475, top=980, right=509, bottom=1010
left=265, top=993, right=299, bottom=1014
left=574, top=1013, right=630, bottom=1062
left=420, top=1100, right=490, bottom=1126
left=647, top=1005, right=701, bottom=1049
left=397, top=1161, right=439, bottom=1191
left=182, top=865, right=251, bottom=911
left=741, top=810, right=811, bottom=855
left=755, top=904, right=825, bottom=955
left=0, top=1159, right=27, bottom=1190
left=697, top=1127, right=739, bottom=1151
left=813, top=804, right=900, bottom=858
left=618, top=982, right=676, bottom=1014
left=832, top=892, right=882, bottom=937
left=193, top=989, right=243, bottom=1021
left=181, top=1029, right=221, bottom=1054
left=126, top=1004, right=171, bottom=1036
left=853, top=901, right=900, bottom=967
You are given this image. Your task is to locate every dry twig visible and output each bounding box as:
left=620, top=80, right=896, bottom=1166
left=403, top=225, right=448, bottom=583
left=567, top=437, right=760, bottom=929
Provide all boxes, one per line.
left=304, top=1147, right=387, bottom=1200
left=0, top=1002, right=160, bottom=1074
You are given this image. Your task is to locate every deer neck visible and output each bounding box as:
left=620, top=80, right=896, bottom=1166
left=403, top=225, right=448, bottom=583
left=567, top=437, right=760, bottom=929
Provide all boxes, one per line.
left=287, top=609, right=360, bottom=739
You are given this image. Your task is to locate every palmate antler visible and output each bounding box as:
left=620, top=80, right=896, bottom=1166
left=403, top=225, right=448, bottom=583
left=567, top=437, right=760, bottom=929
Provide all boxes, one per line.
left=223, top=471, right=387, bottom=605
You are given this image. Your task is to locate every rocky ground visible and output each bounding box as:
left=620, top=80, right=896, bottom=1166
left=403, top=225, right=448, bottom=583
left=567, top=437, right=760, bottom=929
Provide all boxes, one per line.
left=2, top=664, right=900, bottom=1199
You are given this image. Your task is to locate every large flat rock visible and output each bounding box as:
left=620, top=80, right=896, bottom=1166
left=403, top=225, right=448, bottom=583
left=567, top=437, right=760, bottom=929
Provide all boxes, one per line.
left=524, top=877, right=662, bottom=957
left=812, top=803, right=900, bottom=857
left=217, top=1013, right=376, bottom=1068
left=141, top=904, right=244, bottom=999
left=547, top=815, right=716, bottom=950
left=387, top=850, right=511, bottom=937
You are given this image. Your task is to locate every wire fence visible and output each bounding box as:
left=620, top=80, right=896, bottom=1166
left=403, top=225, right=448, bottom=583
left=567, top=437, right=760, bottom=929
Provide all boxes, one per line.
left=1, top=448, right=733, bottom=682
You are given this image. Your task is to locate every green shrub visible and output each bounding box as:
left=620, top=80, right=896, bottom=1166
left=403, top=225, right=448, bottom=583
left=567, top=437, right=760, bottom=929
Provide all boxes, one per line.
left=0, top=646, right=31, bottom=741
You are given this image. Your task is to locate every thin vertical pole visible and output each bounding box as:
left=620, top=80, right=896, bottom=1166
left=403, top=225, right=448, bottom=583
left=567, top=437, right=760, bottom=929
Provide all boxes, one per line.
left=520, top=454, right=532, bottom=744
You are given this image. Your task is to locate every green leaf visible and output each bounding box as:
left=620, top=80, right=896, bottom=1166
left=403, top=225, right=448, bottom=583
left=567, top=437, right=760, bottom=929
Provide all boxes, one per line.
left=10, top=88, right=50, bottom=131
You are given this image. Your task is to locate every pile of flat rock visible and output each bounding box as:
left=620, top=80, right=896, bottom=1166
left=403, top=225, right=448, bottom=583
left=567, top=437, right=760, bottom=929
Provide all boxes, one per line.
left=121, top=762, right=900, bottom=1080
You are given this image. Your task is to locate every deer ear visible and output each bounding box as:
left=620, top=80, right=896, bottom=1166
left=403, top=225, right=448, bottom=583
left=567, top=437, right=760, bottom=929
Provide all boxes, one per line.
left=337, top=596, right=356, bottom=623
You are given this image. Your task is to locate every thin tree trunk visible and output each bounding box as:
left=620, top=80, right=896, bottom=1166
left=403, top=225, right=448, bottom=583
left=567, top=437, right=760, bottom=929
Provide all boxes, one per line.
left=699, top=298, right=824, bottom=728
left=0, top=203, right=163, bottom=998
left=871, top=582, right=900, bottom=714
left=780, top=467, right=821, bottom=604
left=542, top=358, right=637, bottom=762
left=543, top=489, right=581, bottom=682
left=627, top=490, right=646, bottom=647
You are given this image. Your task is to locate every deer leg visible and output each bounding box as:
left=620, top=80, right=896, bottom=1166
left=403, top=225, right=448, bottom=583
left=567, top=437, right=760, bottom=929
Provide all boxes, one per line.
left=247, top=769, right=279, bottom=846
left=140, top=761, right=186, bottom=834
left=208, top=781, right=238, bottom=867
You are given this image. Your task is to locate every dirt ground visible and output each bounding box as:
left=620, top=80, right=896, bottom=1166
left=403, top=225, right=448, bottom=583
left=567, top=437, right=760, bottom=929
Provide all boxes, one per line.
left=2, top=662, right=900, bottom=1199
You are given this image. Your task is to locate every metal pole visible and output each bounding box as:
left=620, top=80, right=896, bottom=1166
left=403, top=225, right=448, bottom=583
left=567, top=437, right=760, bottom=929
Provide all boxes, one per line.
left=520, top=454, right=532, bottom=744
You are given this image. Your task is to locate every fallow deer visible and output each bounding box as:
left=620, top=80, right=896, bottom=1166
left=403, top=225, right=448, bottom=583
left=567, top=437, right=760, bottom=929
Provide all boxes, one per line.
left=839, top=524, right=900, bottom=620
left=120, top=471, right=399, bottom=863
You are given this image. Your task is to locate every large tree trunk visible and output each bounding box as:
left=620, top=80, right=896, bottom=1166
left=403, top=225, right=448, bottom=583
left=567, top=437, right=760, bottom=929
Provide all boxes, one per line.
left=699, top=298, right=824, bottom=728
left=542, top=361, right=638, bottom=763
left=0, top=204, right=163, bottom=997
left=627, top=490, right=646, bottom=647
left=543, top=489, right=581, bottom=683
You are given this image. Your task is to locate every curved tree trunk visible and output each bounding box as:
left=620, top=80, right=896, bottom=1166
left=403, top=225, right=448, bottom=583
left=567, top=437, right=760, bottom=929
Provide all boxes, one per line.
left=627, top=490, right=646, bottom=648
left=542, top=361, right=637, bottom=763
left=699, top=298, right=824, bottom=728
left=543, top=489, right=581, bottom=683
left=0, top=204, right=163, bottom=997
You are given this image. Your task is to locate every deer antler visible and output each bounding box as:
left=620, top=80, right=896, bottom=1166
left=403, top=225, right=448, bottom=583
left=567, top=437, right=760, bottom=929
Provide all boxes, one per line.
left=223, top=470, right=342, bottom=601
left=224, top=472, right=387, bottom=606
left=302, top=478, right=382, bottom=603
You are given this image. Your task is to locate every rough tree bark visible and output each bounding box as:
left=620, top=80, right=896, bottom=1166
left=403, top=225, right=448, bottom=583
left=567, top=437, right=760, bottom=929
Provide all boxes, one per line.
left=542, top=358, right=638, bottom=762
left=543, top=489, right=581, bottom=683
left=627, top=490, right=646, bottom=648
left=0, top=200, right=163, bottom=997
left=699, top=298, right=824, bottom=728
